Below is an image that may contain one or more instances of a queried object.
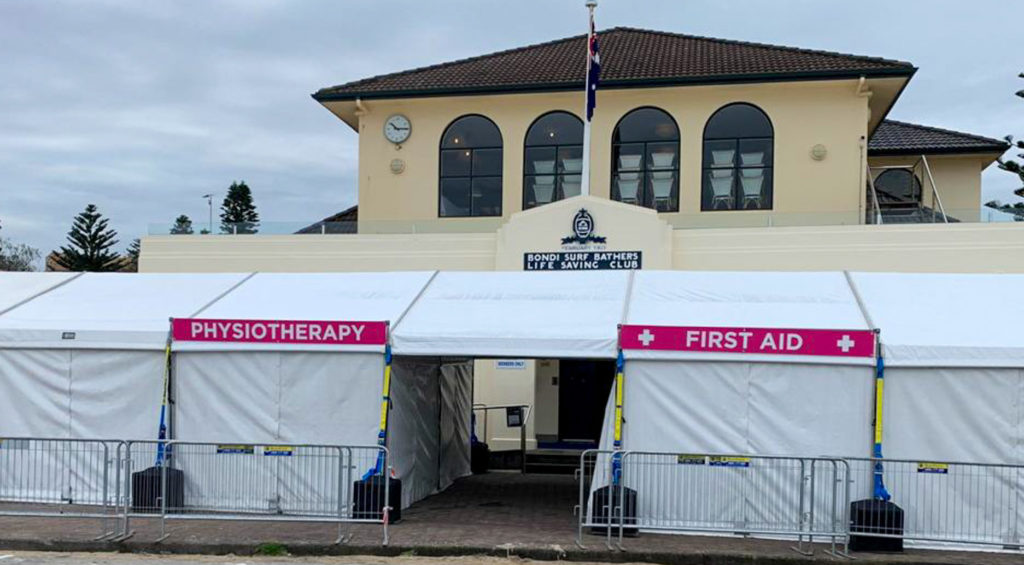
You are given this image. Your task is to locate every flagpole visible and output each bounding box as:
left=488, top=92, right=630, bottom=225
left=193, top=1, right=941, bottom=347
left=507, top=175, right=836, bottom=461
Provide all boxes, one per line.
left=580, top=0, right=597, bottom=197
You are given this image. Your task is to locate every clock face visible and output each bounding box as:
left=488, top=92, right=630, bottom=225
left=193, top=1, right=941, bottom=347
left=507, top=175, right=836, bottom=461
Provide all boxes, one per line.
left=384, top=114, right=411, bottom=144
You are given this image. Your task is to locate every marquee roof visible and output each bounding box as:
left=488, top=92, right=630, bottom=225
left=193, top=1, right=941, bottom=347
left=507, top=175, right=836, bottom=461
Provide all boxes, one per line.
left=0, top=270, right=1020, bottom=366
left=177, top=271, right=435, bottom=352
left=0, top=273, right=249, bottom=349
left=850, top=272, right=1024, bottom=368
left=390, top=270, right=631, bottom=359
left=0, top=272, right=78, bottom=314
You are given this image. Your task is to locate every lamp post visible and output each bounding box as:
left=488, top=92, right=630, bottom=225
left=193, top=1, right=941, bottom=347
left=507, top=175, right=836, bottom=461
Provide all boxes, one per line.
left=201, top=194, right=213, bottom=234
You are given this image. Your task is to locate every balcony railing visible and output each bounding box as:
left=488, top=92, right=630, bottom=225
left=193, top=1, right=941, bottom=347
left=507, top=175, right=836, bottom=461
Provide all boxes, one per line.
left=147, top=207, right=1019, bottom=237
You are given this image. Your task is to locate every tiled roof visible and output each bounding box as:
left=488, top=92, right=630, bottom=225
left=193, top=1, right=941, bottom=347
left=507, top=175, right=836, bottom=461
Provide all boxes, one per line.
left=870, top=120, right=1010, bottom=155
left=314, top=27, right=914, bottom=101
left=295, top=205, right=358, bottom=234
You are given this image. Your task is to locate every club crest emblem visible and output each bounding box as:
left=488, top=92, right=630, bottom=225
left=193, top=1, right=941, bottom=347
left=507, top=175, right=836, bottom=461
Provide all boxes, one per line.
left=562, top=208, right=606, bottom=245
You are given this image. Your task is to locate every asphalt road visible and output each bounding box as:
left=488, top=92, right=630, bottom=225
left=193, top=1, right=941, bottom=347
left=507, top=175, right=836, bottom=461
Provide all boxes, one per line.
left=0, top=552, right=648, bottom=565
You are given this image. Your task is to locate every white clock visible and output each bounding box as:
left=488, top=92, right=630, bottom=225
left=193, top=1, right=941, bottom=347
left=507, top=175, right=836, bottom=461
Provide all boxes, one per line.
left=383, top=114, right=411, bottom=144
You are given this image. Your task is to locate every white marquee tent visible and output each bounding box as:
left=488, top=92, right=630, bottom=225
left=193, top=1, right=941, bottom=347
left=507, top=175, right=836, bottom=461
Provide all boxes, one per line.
left=847, top=272, right=1024, bottom=545
left=588, top=271, right=876, bottom=534
left=0, top=272, right=249, bottom=502
left=614, top=270, right=876, bottom=457
left=391, top=270, right=629, bottom=358
left=168, top=271, right=472, bottom=509
left=1, top=269, right=1022, bottom=535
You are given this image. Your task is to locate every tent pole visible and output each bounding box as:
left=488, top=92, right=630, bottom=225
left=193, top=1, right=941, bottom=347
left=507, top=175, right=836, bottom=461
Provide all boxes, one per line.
left=844, top=271, right=890, bottom=500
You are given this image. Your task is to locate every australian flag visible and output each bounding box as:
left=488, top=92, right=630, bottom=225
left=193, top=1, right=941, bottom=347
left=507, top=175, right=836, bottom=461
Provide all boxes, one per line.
left=585, top=15, right=600, bottom=122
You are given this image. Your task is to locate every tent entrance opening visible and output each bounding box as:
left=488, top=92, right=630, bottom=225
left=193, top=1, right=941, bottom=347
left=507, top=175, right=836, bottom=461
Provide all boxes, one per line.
left=556, top=359, right=615, bottom=447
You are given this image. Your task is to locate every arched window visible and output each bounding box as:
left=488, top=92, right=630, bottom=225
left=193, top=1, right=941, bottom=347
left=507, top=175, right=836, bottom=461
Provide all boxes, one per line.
left=523, top=111, right=584, bottom=209
left=701, top=103, right=774, bottom=211
left=874, top=169, right=922, bottom=205
left=439, top=115, right=503, bottom=217
left=611, top=107, right=680, bottom=212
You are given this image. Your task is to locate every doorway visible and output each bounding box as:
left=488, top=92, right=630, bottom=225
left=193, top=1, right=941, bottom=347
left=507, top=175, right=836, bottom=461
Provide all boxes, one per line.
left=557, top=359, right=616, bottom=445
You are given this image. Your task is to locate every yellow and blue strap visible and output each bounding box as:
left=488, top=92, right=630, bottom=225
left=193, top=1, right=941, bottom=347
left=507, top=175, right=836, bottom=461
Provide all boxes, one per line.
left=611, top=349, right=625, bottom=486
left=155, top=330, right=172, bottom=466
left=872, top=344, right=891, bottom=501
left=364, top=343, right=393, bottom=480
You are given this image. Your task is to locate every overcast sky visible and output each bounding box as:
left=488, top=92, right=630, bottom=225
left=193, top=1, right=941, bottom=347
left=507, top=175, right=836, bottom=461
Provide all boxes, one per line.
left=1, top=0, right=1021, bottom=259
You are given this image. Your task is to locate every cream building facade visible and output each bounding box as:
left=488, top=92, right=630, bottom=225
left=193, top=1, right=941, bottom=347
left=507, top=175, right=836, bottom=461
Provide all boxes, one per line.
left=140, top=27, right=1021, bottom=451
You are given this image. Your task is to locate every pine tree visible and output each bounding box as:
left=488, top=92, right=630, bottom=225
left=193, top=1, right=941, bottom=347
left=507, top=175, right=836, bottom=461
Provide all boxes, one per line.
left=170, top=214, right=194, bottom=235
left=125, top=238, right=141, bottom=272
left=55, top=204, right=121, bottom=271
left=994, top=73, right=1024, bottom=218
left=219, top=181, right=259, bottom=234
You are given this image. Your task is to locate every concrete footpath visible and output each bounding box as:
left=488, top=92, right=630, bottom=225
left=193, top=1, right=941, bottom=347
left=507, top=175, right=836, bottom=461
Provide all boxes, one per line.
left=1, top=474, right=1021, bottom=565
left=2, top=513, right=1020, bottom=565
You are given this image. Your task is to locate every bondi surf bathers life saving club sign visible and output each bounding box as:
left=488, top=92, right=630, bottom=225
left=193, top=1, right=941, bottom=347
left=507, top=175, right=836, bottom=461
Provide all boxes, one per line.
left=172, top=318, right=387, bottom=346
left=523, top=208, right=642, bottom=271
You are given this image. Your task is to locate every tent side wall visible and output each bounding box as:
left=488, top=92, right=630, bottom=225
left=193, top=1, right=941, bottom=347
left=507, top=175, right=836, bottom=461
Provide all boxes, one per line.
left=389, top=357, right=473, bottom=509
left=616, top=360, right=874, bottom=456
left=590, top=359, right=874, bottom=531
left=439, top=360, right=473, bottom=489
left=0, top=348, right=164, bottom=504
left=854, top=367, right=1024, bottom=546
left=172, top=350, right=384, bottom=513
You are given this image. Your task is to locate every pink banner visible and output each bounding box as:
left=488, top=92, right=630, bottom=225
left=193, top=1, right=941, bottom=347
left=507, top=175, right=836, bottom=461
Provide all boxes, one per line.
left=620, top=325, right=875, bottom=358
left=172, top=318, right=387, bottom=346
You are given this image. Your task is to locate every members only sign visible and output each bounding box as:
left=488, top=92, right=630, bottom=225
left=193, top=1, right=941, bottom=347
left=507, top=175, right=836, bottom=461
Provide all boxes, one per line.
left=172, top=318, right=387, bottom=346
left=620, top=325, right=875, bottom=358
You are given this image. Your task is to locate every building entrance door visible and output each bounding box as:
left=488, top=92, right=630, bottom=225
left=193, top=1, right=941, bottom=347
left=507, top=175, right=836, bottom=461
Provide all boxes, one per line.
left=557, top=359, right=616, bottom=445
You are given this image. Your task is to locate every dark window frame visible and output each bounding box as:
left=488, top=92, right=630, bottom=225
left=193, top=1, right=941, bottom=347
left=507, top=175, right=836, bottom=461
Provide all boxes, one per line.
left=438, top=114, right=504, bottom=218
left=610, top=106, right=681, bottom=213
left=700, top=102, right=775, bottom=212
left=522, top=111, right=585, bottom=210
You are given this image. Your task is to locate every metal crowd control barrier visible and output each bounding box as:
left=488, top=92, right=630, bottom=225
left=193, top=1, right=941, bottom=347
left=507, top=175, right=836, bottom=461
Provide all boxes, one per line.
left=122, top=441, right=392, bottom=544
left=843, top=457, right=1023, bottom=550
left=577, top=450, right=850, bottom=555
left=0, top=438, right=124, bottom=539
left=0, top=437, right=391, bottom=545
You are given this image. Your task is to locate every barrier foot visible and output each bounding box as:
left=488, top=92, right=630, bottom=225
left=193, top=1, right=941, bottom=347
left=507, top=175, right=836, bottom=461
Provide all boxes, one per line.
left=334, top=528, right=352, bottom=545
left=154, top=533, right=170, bottom=544
left=789, top=536, right=814, bottom=557
left=110, top=530, right=135, bottom=543
left=574, top=539, right=587, bottom=550
left=94, top=529, right=119, bottom=542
